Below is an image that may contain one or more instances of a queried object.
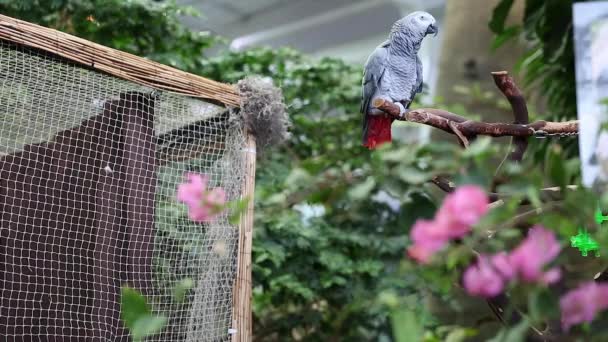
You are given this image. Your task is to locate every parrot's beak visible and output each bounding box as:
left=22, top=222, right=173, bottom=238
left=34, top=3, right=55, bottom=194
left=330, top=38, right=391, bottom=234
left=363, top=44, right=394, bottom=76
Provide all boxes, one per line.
left=427, top=23, right=438, bottom=37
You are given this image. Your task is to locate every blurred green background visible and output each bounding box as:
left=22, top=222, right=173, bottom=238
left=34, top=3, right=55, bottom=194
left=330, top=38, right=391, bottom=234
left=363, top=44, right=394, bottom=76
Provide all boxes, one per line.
left=0, top=0, right=592, bottom=340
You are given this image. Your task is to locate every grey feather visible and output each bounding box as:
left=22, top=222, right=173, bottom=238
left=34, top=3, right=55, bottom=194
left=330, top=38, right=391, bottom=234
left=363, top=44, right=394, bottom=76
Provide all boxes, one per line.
left=414, top=55, right=423, bottom=97
left=361, top=40, right=389, bottom=115
left=361, top=41, right=390, bottom=143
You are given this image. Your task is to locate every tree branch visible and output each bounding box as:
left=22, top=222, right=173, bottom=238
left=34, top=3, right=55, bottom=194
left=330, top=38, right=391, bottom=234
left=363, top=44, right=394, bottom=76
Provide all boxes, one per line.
left=491, top=71, right=529, bottom=161
left=373, top=98, right=579, bottom=138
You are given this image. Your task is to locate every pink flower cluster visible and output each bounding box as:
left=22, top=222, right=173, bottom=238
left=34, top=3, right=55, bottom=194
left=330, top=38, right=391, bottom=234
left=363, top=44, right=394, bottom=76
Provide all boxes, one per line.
left=560, top=281, right=608, bottom=331
left=177, top=173, right=227, bottom=222
left=407, top=185, right=489, bottom=264
left=463, top=226, right=562, bottom=298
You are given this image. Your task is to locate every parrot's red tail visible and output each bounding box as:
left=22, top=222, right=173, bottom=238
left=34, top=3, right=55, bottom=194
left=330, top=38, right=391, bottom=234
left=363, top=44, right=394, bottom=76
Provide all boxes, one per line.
left=363, top=115, right=394, bottom=149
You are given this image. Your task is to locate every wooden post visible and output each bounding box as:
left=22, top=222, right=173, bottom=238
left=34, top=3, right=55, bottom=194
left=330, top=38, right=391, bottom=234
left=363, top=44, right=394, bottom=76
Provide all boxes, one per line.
left=232, top=133, right=257, bottom=342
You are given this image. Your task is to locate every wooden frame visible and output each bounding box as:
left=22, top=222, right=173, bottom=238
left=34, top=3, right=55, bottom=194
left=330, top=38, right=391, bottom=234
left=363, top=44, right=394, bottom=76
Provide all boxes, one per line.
left=231, top=134, right=257, bottom=342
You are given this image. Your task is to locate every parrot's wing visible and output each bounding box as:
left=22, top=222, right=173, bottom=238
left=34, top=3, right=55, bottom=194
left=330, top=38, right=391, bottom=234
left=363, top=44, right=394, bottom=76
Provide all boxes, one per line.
left=414, top=55, right=423, bottom=96
left=401, top=55, right=423, bottom=110
left=361, top=40, right=390, bottom=115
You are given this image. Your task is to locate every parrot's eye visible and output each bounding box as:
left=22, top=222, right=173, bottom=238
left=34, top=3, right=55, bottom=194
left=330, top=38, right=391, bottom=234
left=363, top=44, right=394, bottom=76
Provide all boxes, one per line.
left=420, top=16, right=425, bottom=20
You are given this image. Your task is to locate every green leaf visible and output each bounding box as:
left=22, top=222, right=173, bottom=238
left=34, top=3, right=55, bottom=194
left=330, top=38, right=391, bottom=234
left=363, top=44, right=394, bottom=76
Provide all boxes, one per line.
left=525, top=187, right=542, bottom=209
left=445, top=328, right=478, bottom=342
left=542, top=3, right=572, bottom=63
left=228, top=197, right=250, bottom=225
left=348, top=176, right=376, bottom=200
left=497, top=228, right=521, bottom=240
left=400, top=192, right=437, bottom=229
left=491, top=25, right=521, bottom=51
left=545, top=144, right=567, bottom=188
left=381, top=148, right=416, bottom=163
left=445, top=245, right=469, bottom=270
left=488, top=321, right=529, bottom=342
left=377, top=290, right=400, bottom=308
left=392, top=309, right=423, bottom=342
left=489, top=0, right=515, bottom=33
left=398, top=166, right=431, bottom=185
left=523, top=0, right=544, bottom=28
left=454, top=167, right=490, bottom=188
left=285, top=168, right=313, bottom=190
left=121, top=286, right=151, bottom=330
left=265, top=193, right=287, bottom=205
left=463, top=137, right=492, bottom=158
left=172, top=278, right=195, bottom=303
left=528, top=288, right=559, bottom=323
left=130, top=315, right=168, bottom=341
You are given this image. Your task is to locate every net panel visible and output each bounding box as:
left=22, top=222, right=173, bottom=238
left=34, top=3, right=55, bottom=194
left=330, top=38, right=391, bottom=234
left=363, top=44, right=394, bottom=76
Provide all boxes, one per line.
left=0, top=40, right=247, bottom=341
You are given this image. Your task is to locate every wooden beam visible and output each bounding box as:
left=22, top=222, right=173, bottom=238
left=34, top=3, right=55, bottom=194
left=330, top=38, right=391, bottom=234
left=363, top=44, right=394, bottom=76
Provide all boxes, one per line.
left=0, top=14, right=240, bottom=106
left=231, top=134, right=257, bottom=342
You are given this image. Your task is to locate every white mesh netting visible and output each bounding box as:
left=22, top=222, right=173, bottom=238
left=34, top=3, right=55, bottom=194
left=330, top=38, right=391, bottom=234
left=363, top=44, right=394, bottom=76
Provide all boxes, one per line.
left=0, top=41, right=248, bottom=341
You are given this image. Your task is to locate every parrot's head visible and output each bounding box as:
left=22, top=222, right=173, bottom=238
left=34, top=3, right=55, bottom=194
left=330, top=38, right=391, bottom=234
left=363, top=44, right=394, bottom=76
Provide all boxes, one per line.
left=391, top=11, right=438, bottom=40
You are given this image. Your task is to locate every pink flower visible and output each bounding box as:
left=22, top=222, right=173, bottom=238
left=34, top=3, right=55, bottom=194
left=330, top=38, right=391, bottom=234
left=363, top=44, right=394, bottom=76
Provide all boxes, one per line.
left=407, top=244, right=443, bottom=264
left=560, top=282, right=608, bottom=331
left=491, top=252, right=515, bottom=279
left=206, top=187, right=228, bottom=208
left=177, top=173, right=209, bottom=208
left=540, top=268, right=562, bottom=285
left=177, top=173, right=227, bottom=222
left=410, top=219, right=449, bottom=242
left=407, top=220, right=448, bottom=264
left=439, top=185, right=489, bottom=229
left=509, top=226, right=561, bottom=284
left=433, top=210, right=471, bottom=239
left=407, top=185, right=489, bottom=264
left=463, top=255, right=505, bottom=298
left=463, top=227, right=562, bottom=300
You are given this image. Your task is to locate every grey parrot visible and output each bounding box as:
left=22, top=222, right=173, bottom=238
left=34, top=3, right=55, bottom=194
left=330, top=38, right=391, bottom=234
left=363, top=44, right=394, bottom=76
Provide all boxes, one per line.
left=361, top=11, right=438, bottom=149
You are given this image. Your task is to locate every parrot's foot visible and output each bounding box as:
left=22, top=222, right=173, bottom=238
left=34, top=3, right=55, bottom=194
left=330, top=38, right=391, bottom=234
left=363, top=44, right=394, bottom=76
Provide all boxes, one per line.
left=368, top=108, right=386, bottom=116
left=395, top=102, right=409, bottom=118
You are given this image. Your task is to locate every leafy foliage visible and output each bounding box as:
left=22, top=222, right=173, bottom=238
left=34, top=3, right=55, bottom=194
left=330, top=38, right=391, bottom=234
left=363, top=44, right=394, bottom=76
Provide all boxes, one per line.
left=489, top=0, right=595, bottom=122
left=121, top=286, right=168, bottom=342
left=489, top=0, right=587, bottom=166
left=4, top=1, right=606, bottom=341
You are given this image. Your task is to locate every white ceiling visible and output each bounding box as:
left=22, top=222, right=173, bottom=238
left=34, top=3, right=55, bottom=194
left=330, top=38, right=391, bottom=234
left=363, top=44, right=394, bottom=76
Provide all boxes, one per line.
left=178, top=0, right=444, bottom=59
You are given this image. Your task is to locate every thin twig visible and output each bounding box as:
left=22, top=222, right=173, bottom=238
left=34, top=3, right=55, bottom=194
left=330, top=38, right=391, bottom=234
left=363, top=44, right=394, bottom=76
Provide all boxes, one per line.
left=497, top=203, right=559, bottom=230
left=449, top=121, right=470, bottom=148
left=430, top=176, right=455, bottom=193
left=429, top=175, right=577, bottom=206
left=488, top=199, right=505, bottom=210
left=494, top=139, right=513, bottom=177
